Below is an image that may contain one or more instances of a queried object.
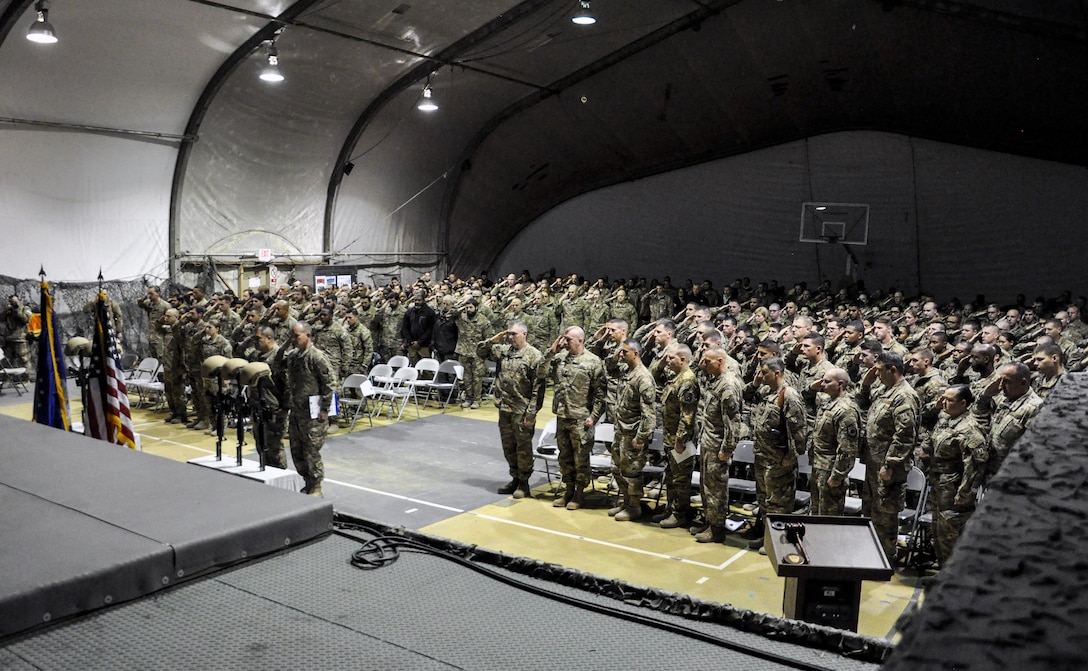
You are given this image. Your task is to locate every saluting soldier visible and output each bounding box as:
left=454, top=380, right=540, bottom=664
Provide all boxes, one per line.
left=857, top=351, right=920, bottom=564
left=655, top=344, right=700, bottom=529
left=746, top=357, right=808, bottom=552
left=919, top=384, right=988, bottom=565
left=137, top=286, right=171, bottom=359
left=692, top=346, right=743, bottom=543
left=478, top=320, right=545, bottom=500
left=810, top=367, right=861, bottom=516
left=538, top=326, right=607, bottom=511
left=607, top=339, right=657, bottom=523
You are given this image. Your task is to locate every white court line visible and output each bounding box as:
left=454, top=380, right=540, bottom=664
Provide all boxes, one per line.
left=139, top=433, right=216, bottom=455
left=325, top=478, right=744, bottom=571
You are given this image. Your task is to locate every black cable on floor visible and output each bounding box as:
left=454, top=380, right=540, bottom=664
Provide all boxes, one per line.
left=333, top=521, right=840, bottom=671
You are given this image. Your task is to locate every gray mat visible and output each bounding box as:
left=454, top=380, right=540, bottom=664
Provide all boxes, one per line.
left=1, top=532, right=878, bottom=671
left=0, top=415, right=332, bottom=638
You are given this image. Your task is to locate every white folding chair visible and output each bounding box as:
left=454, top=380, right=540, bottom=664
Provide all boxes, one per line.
left=843, top=459, right=867, bottom=515
left=0, top=351, right=30, bottom=396
left=367, top=363, right=394, bottom=389
left=370, top=367, right=418, bottom=420
left=794, top=451, right=812, bottom=512
left=427, top=360, right=463, bottom=412
left=589, top=422, right=615, bottom=492
left=387, top=355, right=410, bottom=371
left=407, top=357, right=440, bottom=409
left=534, top=417, right=561, bottom=487
left=338, top=373, right=374, bottom=430
left=124, top=357, right=161, bottom=408
left=727, top=439, right=757, bottom=503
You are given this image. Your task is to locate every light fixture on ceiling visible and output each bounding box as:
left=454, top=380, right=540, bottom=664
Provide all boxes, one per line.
left=572, top=1, right=596, bottom=25
left=417, top=81, right=438, bottom=112
left=259, top=38, right=284, bottom=83
left=26, top=0, right=58, bottom=44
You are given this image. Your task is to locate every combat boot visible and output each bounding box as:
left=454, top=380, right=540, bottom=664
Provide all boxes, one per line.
left=308, top=484, right=324, bottom=498
left=566, top=487, right=585, bottom=511
left=607, top=493, right=628, bottom=517
left=553, top=485, right=574, bottom=508
left=614, top=502, right=642, bottom=522
left=497, top=478, right=519, bottom=495
left=741, top=517, right=765, bottom=540
left=659, top=512, right=689, bottom=529
left=511, top=479, right=532, bottom=499
left=650, top=508, right=671, bottom=523
left=695, top=526, right=727, bottom=543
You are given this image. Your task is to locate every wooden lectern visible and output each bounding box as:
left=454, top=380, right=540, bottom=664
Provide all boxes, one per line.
left=764, top=514, right=894, bottom=632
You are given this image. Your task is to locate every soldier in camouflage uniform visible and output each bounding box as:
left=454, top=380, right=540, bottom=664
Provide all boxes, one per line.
left=810, top=367, right=860, bottom=516
left=656, top=344, right=700, bottom=529
left=183, top=307, right=212, bottom=430
left=646, top=285, right=675, bottom=323
left=231, top=307, right=263, bottom=358
left=261, top=301, right=297, bottom=345
left=692, top=346, right=743, bottom=542
left=588, top=318, right=629, bottom=421
left=610, top=289, right=638, bottom=330
left=452, top=299, right=488, bottom=408
left=918, top=384, right=988, bottom=565
left=378, top=294, right=407, bottom=361
left=207, top=295, right=241, bottom=336
left=2, top=295, right=32, bottom=379
left=538, top=326, right=607, bottom=510
left=523, top=292, right=558, bottom=354
left=246, top=327, right=289, bottom=469
left=281, top=322, right=334, bottom=496
left=477, top=320, right=545, bottom=499
left=856, top=351, right=920, bottom=563
left=199, top=320, right=234, bottom=435
left=746, top=357, right=808, bottom=552
left=907, top=347, right=948, bottom=468
left=607, top=339, right=657, bottom=522
left=978, top=362, right=1043, bottom=478
left=311, top=307, right=352, bottom=385
left=343, top=309, right=374, bottom=374
left=137, top=286, right=171, bottom=359
left=159, top=309, right=188, bottom=424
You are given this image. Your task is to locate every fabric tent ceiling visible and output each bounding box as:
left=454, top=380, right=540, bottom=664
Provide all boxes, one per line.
left=0, top=0, right=1084, bottom=281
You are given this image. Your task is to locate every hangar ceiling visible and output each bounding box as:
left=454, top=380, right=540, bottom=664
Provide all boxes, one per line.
left=1, top=0, right=1085, bottom=280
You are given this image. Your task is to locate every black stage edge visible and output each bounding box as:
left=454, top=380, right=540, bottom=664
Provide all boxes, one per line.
left=332, top=511, right=895, bottom=664
left=0, top=415, right=332, bottom=639
left=886, top=373, right=1088, bottom=670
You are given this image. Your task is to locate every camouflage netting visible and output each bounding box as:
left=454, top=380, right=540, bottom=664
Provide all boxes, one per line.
left=0, top=274, right=186, bottom=368
left=885, top=373, right=1088, bottom=670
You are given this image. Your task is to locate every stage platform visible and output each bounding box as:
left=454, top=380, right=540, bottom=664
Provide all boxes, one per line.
left=0, top=415, right=332, bottom=639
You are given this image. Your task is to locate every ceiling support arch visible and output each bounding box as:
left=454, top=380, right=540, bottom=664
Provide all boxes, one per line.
left=167, top=0, right=324, bottom=284
left=322, top=0, right=561, bottom=260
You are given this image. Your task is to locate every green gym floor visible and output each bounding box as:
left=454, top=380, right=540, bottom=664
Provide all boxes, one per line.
left=0, top=383, right=926, bottom=641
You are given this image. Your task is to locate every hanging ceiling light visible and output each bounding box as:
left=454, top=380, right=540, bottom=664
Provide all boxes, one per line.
left=572, top=0, right=596, bottom=25
left=259, top=42, right=284, bottom=83
left=26, top=0, right=58, bottom=44
left=417, top=84, right=438, bottom=112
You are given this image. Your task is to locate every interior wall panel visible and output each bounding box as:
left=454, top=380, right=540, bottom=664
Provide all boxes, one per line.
left=0, top=130, right=170, bottom=282
left=493, top=131, right=1087, bottom=303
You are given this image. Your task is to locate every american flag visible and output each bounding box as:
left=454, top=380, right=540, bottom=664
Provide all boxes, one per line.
left=85, top=292, right=136, bottom=449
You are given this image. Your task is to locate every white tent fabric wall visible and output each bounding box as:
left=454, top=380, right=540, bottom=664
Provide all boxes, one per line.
left=0, top=130, right=171, bottom=282
left=493, top=131, right=1088, bottom=303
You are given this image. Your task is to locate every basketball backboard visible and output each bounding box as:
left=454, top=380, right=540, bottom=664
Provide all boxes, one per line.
left=799, top=202, right=869, bottom=245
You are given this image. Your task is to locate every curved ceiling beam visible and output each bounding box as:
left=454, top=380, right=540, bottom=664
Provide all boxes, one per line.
left=167, top=0, right=324, bottom=283
left=437, top=0, right=738, bottom=274
left=322, top=0, right=562, bottom=259
left=0, top=0, right=35, bottom=46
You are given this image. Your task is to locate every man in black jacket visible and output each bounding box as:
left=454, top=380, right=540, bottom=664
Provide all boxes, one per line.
left=401, top=291, right=436, bottom=364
